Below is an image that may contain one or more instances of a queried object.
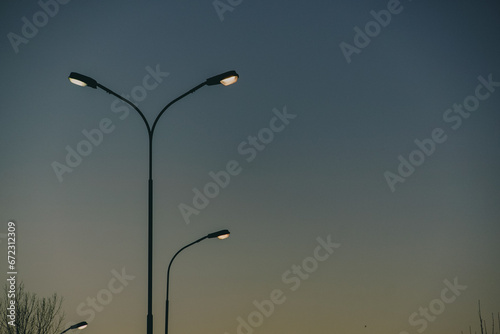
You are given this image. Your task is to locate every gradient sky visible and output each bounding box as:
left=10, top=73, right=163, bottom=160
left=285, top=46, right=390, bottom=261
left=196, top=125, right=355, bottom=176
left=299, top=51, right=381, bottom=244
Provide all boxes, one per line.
left=1, top=1, right=499, bottom=334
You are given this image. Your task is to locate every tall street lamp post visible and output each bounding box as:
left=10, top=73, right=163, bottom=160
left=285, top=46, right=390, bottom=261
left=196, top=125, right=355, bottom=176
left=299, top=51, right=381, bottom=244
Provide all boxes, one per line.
left=67, top=70, right=239, bottom=334
left=165, top=229, right=230, bottom=334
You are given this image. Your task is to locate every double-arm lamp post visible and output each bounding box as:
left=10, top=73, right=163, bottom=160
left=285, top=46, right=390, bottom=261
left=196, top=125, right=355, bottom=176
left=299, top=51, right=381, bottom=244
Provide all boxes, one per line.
left=68, top=70, right=239, bottom=334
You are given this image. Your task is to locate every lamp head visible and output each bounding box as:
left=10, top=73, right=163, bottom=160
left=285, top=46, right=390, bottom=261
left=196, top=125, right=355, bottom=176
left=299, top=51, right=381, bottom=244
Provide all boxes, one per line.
left=207, top=229, right=230, bottom=240
left=68, top=73, right=97, bottom=89
left=206, top=71, right=239, bottom=86
left=70, top=322, right=88, bottom=330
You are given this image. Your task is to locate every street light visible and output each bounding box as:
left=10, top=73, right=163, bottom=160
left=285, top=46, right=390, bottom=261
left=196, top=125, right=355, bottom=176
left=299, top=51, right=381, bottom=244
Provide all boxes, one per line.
left=60, top=322, right=88, bottom=334
left=205, top=70, right=238, bottom=86
left=165, top=229, right=230, bottom=334
left=67, top=70, right=239, bottom=334
left=68, top=73, right=97, bottom=88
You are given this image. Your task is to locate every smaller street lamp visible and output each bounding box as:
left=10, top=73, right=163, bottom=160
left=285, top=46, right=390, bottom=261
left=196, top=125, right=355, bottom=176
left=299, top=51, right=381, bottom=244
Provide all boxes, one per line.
left=60, top=321, right=88, bottom=334
left=165, top=229, right=230, bottom=334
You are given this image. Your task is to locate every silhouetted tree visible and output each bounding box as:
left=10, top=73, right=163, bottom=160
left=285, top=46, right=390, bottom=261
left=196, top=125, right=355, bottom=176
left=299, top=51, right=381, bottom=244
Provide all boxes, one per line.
left=0, top=281, right=64, bottom=334
left=462, top=301, right=499, bottom=334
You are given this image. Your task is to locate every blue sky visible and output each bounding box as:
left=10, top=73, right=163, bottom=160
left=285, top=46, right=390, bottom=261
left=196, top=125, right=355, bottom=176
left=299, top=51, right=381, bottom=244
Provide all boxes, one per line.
left=1, top=1, right=499, bottom=334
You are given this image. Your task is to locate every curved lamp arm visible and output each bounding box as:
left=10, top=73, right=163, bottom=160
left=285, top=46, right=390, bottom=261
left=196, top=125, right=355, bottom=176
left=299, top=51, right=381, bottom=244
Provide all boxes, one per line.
left=68, top=70, right=238, bottom=179
left=166, top=229, right=230, bottom=301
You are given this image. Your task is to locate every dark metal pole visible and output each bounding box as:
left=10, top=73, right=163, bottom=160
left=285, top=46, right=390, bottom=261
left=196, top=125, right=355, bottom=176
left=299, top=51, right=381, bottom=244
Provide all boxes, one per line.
left=165, top=236, right=207, bottom=334
left=147, top=135, right=153, bottom=334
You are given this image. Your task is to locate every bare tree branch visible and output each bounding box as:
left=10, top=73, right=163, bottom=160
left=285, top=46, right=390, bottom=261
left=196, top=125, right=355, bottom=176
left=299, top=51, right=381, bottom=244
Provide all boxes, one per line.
left=0, top=282, right=64, bottom=334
